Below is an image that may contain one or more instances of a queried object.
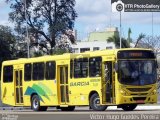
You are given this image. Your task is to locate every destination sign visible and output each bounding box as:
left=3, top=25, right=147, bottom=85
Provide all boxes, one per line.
left=117, top=50, right=155, bottom=59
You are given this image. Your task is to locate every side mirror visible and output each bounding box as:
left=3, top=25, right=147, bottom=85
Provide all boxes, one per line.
left=156, top=60, right=159, bottom=68
left=157, top=55, right=160, bottom=68
left=114, top=63, right=118, bottom=72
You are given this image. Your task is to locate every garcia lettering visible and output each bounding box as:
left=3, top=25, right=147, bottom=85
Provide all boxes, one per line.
left=70, top=82, right=89, bottom=86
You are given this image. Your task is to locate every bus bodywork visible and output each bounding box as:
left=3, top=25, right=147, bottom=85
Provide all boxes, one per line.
left=1, top=48, right=158, bottom=111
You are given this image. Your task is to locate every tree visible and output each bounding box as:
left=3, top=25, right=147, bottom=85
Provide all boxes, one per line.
left=107, top=34, right=129, bottom=48
left=15, top=35, right=28, bottom=58
left=0, top=25, right=17, bottom=70
left=6, top=0, right=77, bottom=54
left=29, top=29, right=75, bottom=57
left=127, top=28, right=132, bottom=47
left=134, top=35, right=160, bottom=52
left=142, top=36, right=160, bottom=52
left=134, top=33, right=145, bottom=48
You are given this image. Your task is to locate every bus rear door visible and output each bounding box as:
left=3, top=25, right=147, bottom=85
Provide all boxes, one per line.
left=14, top=65, right=24, bottom=105
left=58, top=65, right=69, bottom=105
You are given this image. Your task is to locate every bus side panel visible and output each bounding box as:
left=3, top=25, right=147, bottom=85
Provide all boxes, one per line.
left=69, top=78, right=102, bottom=105
left=23, top=81, right=32, bottom=106
left=40, top=80, right=59, bottom=106
left=69, top=79, right=89, bottom=105
left=1, top=64, right=15, bottom=106
left=1, top=82, right=15, bottom=106
left=23, top=80, right=58, bottom=106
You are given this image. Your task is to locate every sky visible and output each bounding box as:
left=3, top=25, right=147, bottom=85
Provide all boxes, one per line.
left=0, top=0, right=160, bottom=41
left=75, top=0, right=160, bottom=41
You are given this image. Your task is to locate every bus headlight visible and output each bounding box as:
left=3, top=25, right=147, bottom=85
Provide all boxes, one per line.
left=120, top=90, right=125, bottom=94
left=151, top=89, right=157, bottom=95
left=120, top=89, right=128, bottom=96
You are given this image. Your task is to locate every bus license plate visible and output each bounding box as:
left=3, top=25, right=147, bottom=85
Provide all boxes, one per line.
left=136, top=100, right=144, bottom=103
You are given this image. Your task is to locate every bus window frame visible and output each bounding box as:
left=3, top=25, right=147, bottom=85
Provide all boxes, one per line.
left=3, top=65, right=13, bottom=83
left=32, top=62, right=45, bottom=81
left=24, top=63, right=32, bottom=81
left=45, top=61, right=56, bottom=80
left=74, top=58, right=89, bottom=78
left=89, top=57, right=102, bottom=77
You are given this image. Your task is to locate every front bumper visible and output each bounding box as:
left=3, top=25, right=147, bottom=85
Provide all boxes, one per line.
left=116, top=94, right=157, bottom=104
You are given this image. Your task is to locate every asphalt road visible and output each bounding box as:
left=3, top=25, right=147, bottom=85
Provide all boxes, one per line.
left=0, top=87, right=159, bottom=120
left=0, top=107, right=160, bottom=120
left=158, top=86, right=160, bottom=103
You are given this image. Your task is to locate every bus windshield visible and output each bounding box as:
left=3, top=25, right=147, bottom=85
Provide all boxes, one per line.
left=118, top=60, right=157, bottom=85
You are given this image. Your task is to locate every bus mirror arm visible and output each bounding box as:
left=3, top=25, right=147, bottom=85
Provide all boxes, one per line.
left=114, top=63, right=118, bottom=72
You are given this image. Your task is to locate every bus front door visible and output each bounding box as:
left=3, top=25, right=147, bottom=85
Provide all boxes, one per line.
left=58, top=66, right=69, bottom=105
left=14, top=69, right=24, bottom=105
left=102, top=61, right=113, bottom=104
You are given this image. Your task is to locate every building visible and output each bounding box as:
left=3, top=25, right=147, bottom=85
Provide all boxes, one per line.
left=71, top=41, right=115, bottom=53
left=71, top=27, right=118, bottom=53
left=88, top=27, right=119, bottom=42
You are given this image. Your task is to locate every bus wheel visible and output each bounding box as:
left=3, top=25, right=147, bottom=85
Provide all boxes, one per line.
left=31, top=95, right=40, bottom=111
left=31, top=95, right=47, bottom=111
left=60, top=106, right=75, bottom=111
left=90, top=93, right=107, bottom=111
left=121, top=104, right=137, bottom=111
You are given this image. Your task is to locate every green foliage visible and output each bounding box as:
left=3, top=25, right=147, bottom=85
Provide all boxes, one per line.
left=31, top=51, right=44, bottom=57
left=134, top=33, right=145, bottom=48
left=6, top=0, right=77, bottom=54
left=52, top=48, right=69, bottom=55
left=0, top=25, right=16, bottom=70
left=107, top=34, right=130, bottom=48
left=127, top=28, right=132, bottom=46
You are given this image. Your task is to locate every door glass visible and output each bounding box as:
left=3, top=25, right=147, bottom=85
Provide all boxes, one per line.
left=60, top=67, right=64, bottom=84
left=15, top=70, right=23, bottom=104
left=60, top=86, right=65, bottom=102
left=16, top=88, right=19, bottom=103
left=104, top=62, right=113, bottom=103
left=20, top=87, right=23, bottom=103
left=105, top=62, right=112, bottom=83
left=66, top=85, right=69, bottom=102
left=16, top=71, right=18, bottom=86
left=65, top=67, right=69, bottom=103
left=65, top=67, right=68, bottom=84
left=20, top=70, right=22, bottom=86
left=59, top=66, right=69, bottom=104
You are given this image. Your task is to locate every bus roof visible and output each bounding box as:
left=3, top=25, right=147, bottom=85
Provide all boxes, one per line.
left=2, top=48, right=153, bottom=66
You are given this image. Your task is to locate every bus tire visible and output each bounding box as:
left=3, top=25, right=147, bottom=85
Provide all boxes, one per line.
left=89, top=93, right=107, bottom=111
left=121, top=104, right=137, bottom=111
left=60, top=106, right=75, bottom=111
left=31, top=95, right=47, bottom=111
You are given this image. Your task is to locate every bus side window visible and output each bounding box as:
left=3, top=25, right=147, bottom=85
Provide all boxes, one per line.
left=89, top=57, right=102, bottom=77
left=24, top=63, right=32, bottom=81
left=3, top=65, right=13, bottom=83
left=46, top=61, right=56, bottom=80
left=33, top=62, right=44, bottom=80
left=74, top=58, right=88, bottom=78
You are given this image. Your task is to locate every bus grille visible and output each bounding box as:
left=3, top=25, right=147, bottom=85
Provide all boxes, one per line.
left=133, top=97, right=146, bottom=101
left=131, top=93, right=148, bottom=95
left=127, top=88, right=151, bottom=92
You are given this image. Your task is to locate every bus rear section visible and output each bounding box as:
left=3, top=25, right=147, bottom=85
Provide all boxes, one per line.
left=1, top=65, right=15, bottom=106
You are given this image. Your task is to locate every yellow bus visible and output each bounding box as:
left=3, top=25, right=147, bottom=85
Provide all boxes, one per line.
left=1, top=48, right=158, bottom=111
